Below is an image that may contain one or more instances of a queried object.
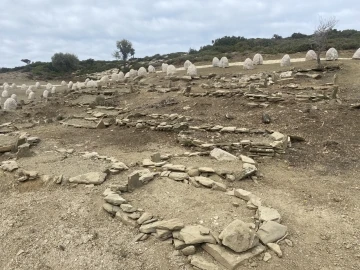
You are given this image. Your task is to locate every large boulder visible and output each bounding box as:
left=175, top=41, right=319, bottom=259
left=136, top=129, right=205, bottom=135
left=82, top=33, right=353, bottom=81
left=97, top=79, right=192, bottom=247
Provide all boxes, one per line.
left=219, top=57, right=229, bottom=68
left=187, top=64, right=197, bottom=76
left=305, top=50, right=317, bottom=61
left=326, top=48, right=338, bottom=61
left=148, top=65, right=156, bottom=73
left=212, top=57, right=220, bottom=67
left=280, top=54, right=291, bottom=67
left=243, top=58, right=254, bottom=70
left=253, top=53, right=263, bottom=65
left=352, top=48, right=360, bottom=60
left=219, top=220, right=259, bottom=253
left=184, top=60, right=192, bottom=69
left=161, top=63, right=168, bottom=72
left=166, top=65, right=176, bottom=76
left=138, top=67, right=147, bottom=77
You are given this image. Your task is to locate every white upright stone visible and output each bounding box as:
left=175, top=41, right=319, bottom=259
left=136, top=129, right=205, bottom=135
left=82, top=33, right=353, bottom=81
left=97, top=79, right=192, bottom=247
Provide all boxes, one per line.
left=3, top=98, right=17, bottom=110
left=184, top=60, right=192, bottom=69
left=243, top=58, right=254, bottom=70
left=280, top=54, right=291, bottom=67
left=148, top=65, right=156, bottom=73
left=253, top=54, right=263, bottom=65
left=166, top=65, right=176, bottom=76
left=352, top=48, right=360, bottom=60
left=118, top=71, right=124, bottom=79
left=138, top=67, right=147, bottom=77
left=326, top=48, right=338, bottom=61
left=219, top=57, right=229, bottom=68
left=305, top=50, right=317, bottom=61
left=162, top=63, right=169, bottom=72
left=187, top=64, right=197, bottom=76
left=212, top=57, right=220, bottom=67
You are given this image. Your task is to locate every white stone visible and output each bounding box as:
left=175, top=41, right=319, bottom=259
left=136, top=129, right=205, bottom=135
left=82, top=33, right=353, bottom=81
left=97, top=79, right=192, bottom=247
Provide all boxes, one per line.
left=51, top=86, right=56, bottom=94
left=138, top=67, right=147, bottom=77
left=43, top=90, right=49, bottom=98
left=184, top=60, right=192, bottom=69
left=187, top=64, right=197, bottom=76
left=352, top=48, right=360, bottom=60
left=280, top=54, right=291, bottom=67
left=1, top=90, right=9, bottom=98
left=257, top=206, right=281, bottom=223
left=326, top=48, right=338, bottom=61
left=253, top=53, right=263, bottom=65
left=10, top=94, right=17, bottom=102
left=46, top=83, right=52, bottom=90
left=61, top=80, right=66, bottom=86
left=3, top=98, right=17, bottom=110
left=28, top=91, right=35, bottom=100
left=118, top=71, right=125, bottom=79
left=166, top=65, right=176, bottom=76
left=219, top=57, right=229, bottom=68
left=243, top=58, right=254, bottom=70
left=68, top=81, right=73, bottom=89
left=212, top=57, right=220, bottom=67
left=68, top=172, right=107, bottom=185
left=305, top=50, right=317, bottom=61
left=161, top=63, right=168, bottom=72
left=148, top=65, right=156, bottom=73
left=111, top=73, right=119, bottom=81
left=35, top=82, right=40, bottom=89
left=21, top=84, right=27, bottom=91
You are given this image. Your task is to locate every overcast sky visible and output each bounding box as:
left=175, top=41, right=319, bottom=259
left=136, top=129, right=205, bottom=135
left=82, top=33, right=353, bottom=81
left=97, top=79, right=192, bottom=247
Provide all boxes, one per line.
left=0, top=0, right=359, bottom=68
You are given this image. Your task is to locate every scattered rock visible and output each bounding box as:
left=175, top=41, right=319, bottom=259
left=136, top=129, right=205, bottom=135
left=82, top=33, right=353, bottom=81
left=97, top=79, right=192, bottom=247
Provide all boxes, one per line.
left=128, top=172, right=142, bottom=191
left=1, top=160, right=19, bottom=172
left=102, top=202, right=120, bottom=215
left=140, top=218, right=184, bottom=234
left=180, top=225, right=216, bottom=245
left=191, top=255, right=221, bottom=270
left=115, top=211, right=139, bottom=227
left=203, top=243, right=266, bottom=270
left=257, top=206, right=281, bottom=223
left=219, top=219, right=259, bottom=253
left=104, top=193, right=127, bottom=206
left=181, top=246, right=196, bottom=256
left=257, top=221, right=288, bottom=244
left=285, top=239, right=293, bottom=247
left=168, top=172, right=189, bottom=181
left=210, top=148, right=238, bottom=161
left=234, top=189, right=253, bottom=201
left=263, top=252, right=272, bottom=262
left=267, top=243, right=283, bottom=257
left=195, top=176, right=215, bottom=188
left=69, top=172, right=107, bottom=185
left=120, top=204, right=137, bottom=213
left=262, top=113, right=271, bottom=124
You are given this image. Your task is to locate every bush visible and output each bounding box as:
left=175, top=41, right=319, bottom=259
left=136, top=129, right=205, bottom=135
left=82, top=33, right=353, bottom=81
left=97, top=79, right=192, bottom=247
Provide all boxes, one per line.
left=51, top=52, right=80, bottom=72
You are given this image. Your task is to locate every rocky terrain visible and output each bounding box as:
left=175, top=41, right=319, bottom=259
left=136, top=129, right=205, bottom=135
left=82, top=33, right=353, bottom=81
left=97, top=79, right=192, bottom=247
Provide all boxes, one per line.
left=0, top=57, right=359, bottom=270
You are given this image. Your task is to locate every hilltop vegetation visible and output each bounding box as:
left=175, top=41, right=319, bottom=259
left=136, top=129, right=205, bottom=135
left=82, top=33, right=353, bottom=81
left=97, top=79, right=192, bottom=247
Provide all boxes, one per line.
left=1, top=29, right=359, bottom=80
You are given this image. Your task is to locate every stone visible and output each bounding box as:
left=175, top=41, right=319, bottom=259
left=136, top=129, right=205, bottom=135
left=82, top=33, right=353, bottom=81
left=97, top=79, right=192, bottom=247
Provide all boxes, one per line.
left=1, top=160, right=19, bottom=172
left=220, top=127, right=236, bottom=133
left=142, top=159, right=155, bottom=167
left=17, top=170, right=39, bottom=181
left=115, top=211, right=138, bottom=227
left=26, top=136, right=40, bottom=145
left=134, top=233, right=147, bottom=242
left=203, top=243, right=266, bottom=270
left=139, top=173, right=157, bottom=183
left=326, top=47, right=338, bottom=61
left=180, top=225, right=216, bottom=245
left=187, top=168, right=200, bottom=177
left=280, top=54, right=291, bottom=67
left=285, top=239, right=293, bottom=247
left=168, top=172, right=189, bottom=181
left=247, top=196, right=262, bottom=210
left=151, top=152, right=161, bottom=162
left=267, top=243, right=283, bottom=257
left=253, top=54, right=263, bottom=65
left=243, top=58, right=254, bottom=70
left=263, top=252, right=272, bottom=262
left=69, top=172, right=107, bottom=185
left=120, top=204, right=137, bottom=213
left=191, top=255, right=221, bottom=270
left=181, top=246, right=196, bottom=256
left=279, top=71, right=292, bottom=78
left=212, top=182, right=227, bottom=192
left=128, top=172, right=142, bottom=191
left=210, top=148, right=238, bottom=161
left=257, top=221, right=288, bottom=244
left=219, top=220, right=259, bottom=253
left=352, top=48, right=360, bottom=60
left=173, top=239, right=187, bottom=250
left=195, top=176, right=215, bottom=188
left=155, top=229, right=172, bottom=241
left=17, top=143, right=32, bottom=158
left=104, top=193, right=127, bottom=206
left=271, top=132, right=285, bottom=141
left=139, top=218, right=184, bottom=233
left=262, top=113, right=271, bottom=124
left=128, top=212, right=141, bottom=220
left=111, top=162, right=128, bottom=171
left=199, top=167, right=215, bottom=173
left=240, top=163, right=257, bottom=179
left=102, top=203, right=120, bottom=215
left=240, top=155, right=255, bottom=165
left=137, top=212, right=153, bottom=225
left=234, top=189, right=253, bottom=201
left=96, top=119, right=106, bottom=129
left=162, top=164, right=186, bottom=172
left=305, top=50, right=317, bottom=61
left=257, top=206, right=281, bottom=223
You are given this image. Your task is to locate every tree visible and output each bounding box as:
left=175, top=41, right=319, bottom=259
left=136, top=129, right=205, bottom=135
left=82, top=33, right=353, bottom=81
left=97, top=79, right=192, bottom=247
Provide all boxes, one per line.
left=312, top=16, right=338, bottom=67
left=51, top=52, right=79, bottom=72
left=113, top=39, right=134, bottom=62
left=21, top=59, right=31, bottom=65
left=272, top=34, right=283, bottom=40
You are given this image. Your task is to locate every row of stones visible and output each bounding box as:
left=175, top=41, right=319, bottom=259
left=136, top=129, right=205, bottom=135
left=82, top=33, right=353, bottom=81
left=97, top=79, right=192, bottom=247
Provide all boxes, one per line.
left=177, top=131, right=289, bottom=157
left=102, top=155, right=289, bottom=269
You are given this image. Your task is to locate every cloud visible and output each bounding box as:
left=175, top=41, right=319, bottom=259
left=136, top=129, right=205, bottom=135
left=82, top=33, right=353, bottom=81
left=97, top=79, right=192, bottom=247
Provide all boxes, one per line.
left=0, top=0, right=359, bottom=67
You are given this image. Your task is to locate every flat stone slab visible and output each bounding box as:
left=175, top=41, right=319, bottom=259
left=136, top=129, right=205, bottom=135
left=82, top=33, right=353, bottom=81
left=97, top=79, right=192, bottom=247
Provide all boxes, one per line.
left=139, top=218, right=184, bottom=234
left=0, top=136, right=17, bottom=153
left=69, top=172, right=107, bottom=185
left=180, top=225, right=216, bottom=245
left=191, top=254, right=221, bottom=270
left=210, top=148, right=238, bottom=161
left=202, top=243, right=266, bottom=270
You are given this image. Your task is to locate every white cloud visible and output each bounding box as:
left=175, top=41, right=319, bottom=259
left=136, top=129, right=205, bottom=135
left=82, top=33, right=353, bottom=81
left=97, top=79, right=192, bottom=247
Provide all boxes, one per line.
left=0, top=0, right=359, bottom=67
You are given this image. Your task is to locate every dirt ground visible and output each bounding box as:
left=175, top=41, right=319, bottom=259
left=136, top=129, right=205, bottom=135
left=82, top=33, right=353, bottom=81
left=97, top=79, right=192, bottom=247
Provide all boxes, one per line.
left=0, top=56, right=360, bottom=270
